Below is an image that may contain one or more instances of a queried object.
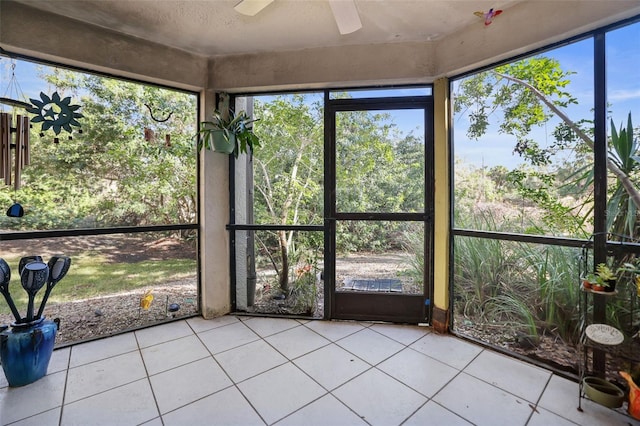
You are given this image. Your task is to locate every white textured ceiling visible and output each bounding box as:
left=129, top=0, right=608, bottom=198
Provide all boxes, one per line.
left=14, top=0, right=523, bottom=56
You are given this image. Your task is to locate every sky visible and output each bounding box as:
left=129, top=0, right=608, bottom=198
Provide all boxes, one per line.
left=453, top=21, right=640, bottom=170
left=0, top=58, right=51, bottom=104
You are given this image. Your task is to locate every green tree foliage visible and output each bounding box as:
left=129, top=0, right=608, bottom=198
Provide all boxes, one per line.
left=253, top=95, right=324, bottom=292
left=454, top=57, right=587, bottom=236
left=456, top=57, right=577, bottom=162
left=608, top=114, right=640, bottom=237
left=252, top=95, right=426, bottom=292
left=455, top=56, right=640, bottom=238
left=335, top=110, right=425, bottom=252
left=0, top=67, right=197, bottom=231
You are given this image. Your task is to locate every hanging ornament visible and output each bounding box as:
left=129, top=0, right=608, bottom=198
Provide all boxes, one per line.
left=0, top=111, right=30, bottom=215
left=26, top=91, right=83, bottom=142
left=0, top=62, right=30, bottom=110
left=144, top=127, right=155, bottom=142
left=144, top=102, right=173, bottom=147
left=0, top=59, right=30, bottom=214
left=474, top=8, right=503, bottom=26
left=0, top=110, right=30, bottom=191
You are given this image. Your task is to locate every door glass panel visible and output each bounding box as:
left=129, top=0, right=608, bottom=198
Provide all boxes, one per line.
left=335, top=109, right=425, bottom=213
left=335, top=221, right=424, bottom=295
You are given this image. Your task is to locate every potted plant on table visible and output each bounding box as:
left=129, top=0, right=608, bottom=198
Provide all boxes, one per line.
left=582, top=263, right=616, bottom=292
left=595, top=263, right=617, bottom=292
left=582, top=272, right=598, bottom=290
left=197, top=108, right=261, bottom=158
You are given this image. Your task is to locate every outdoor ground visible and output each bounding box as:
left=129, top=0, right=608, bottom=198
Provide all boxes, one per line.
left=0, top=237, right=591, bottom=377
left=0, top=235, right=198, bottom=345
left=247, top=251, right=421, bottom=318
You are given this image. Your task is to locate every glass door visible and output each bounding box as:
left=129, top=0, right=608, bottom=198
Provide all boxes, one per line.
left=326, top=94, right=433, bottom=323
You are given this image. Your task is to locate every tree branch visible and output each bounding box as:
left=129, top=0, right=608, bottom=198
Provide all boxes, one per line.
left=494, top=70, right=640, bottom=210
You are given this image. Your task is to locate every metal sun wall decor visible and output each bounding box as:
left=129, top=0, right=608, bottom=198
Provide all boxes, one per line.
left=26, top=91, right=83, bottom=143
left=0, top=61, right=85, bottom=218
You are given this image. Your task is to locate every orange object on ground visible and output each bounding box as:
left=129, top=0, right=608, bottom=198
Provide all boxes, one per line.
left=140, top=290, right=154, bottom=310
left=620, top=371, right=640, bottom=419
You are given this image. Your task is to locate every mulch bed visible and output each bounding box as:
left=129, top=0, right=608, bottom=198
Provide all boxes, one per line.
left=0, top=279, right=198, bottom=346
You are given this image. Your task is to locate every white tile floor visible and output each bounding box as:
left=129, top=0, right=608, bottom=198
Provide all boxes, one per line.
left=1, top=315, right=638, bottom=425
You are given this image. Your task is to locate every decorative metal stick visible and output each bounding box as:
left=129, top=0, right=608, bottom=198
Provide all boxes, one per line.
left=0, top=258, right=21, bottom=322
left=36, top=256, right=71, bottom=319
left=20, top=261, right=48, bottom=322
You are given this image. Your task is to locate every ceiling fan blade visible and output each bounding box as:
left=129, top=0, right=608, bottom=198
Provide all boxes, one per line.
left=329, top=0, right=362, bottom=35
left=234, top=0, right=274, bottom=16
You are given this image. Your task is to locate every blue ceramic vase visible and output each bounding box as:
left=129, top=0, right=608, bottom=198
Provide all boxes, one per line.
left=0, top=317, right=57, bottom=387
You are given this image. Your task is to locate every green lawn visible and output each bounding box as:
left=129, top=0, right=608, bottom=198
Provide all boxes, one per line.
left=0, top=253, right=197, bottom=317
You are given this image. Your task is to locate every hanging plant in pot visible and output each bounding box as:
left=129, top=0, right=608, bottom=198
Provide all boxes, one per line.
left=0, top=255, right=71, bottom=387
left=595, top=263, right=617, bottom=292
left=583, top=263, right=617, bottom=292
left=197, top=108, right=261, bottom=158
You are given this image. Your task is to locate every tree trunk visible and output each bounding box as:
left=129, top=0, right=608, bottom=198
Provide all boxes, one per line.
left=278, top=229, right=289, bottom=294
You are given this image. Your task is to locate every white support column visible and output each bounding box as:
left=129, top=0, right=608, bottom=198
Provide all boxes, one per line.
left=234, top=97, right=249, bottom=310
left=199, top=89, right=231, bottom=318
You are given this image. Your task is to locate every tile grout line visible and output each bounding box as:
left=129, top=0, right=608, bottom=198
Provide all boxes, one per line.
left=56, top=346, right=72, bottom=425
left=366, top=323, right=433, bottom=347
left=137, top=319, right=244, bottom=420
left=300, top=319, right=368, bottom=342
left=426, top=348, right=484, bottom=405
left=241, top=319, right=376, bottom=425
left=260, top=324, right=374, bottom=426
left=523, top=373, right=581, bottom=426
left=188, top=318, right=270, bottom=425
left=247, top=321, right=337, bottom=422
left=133, top=326, right=165, bottom=425
left=523, top=373, right=553, bottom=426
left=153, top=322, right=248, bottom=422
left=252, top=321, right=335, bottom=365
left=458, top=354, right=554, bottom=417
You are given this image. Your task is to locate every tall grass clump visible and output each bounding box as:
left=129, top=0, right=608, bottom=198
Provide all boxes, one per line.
left=453, top=215, right=582, bottom=347
left=401, top=223, right=424, bottom=282
left=519, top=244, right=581, bottom=342
left=454, top=235, right=518, bottom=320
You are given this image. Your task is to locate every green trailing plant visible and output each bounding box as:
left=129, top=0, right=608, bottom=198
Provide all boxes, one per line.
left=198, top=109, right=261, bottom=158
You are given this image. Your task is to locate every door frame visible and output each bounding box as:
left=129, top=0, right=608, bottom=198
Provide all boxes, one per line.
left=324, top=93, right=434, bottom=324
